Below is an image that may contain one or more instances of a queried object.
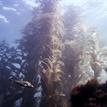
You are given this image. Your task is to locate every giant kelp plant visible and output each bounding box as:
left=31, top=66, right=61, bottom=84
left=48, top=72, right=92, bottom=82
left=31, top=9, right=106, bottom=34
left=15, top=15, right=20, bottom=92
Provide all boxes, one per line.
left=0, top=0, right=107, bottom=107
left=18, top=0, right=64, bottom=107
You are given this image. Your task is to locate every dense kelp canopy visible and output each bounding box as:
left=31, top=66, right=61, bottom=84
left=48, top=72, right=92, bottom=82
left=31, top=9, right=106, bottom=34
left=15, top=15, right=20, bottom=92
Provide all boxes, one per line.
left=0, top=0, right=107, bottom=107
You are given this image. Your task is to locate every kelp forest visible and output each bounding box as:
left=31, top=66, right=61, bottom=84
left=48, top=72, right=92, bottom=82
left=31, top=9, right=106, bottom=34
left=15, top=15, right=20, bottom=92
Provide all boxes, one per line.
left=0, top=0, right=107, bottom=107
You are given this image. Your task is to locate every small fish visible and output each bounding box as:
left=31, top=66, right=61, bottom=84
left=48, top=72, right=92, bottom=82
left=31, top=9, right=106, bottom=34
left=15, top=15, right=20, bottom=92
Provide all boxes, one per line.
left=14, top=80, right=34, bottom=88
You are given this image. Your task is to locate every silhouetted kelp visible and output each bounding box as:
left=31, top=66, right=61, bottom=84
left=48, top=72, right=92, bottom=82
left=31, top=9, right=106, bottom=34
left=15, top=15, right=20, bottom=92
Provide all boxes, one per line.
left=70, top=79, right=107, bottom=107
